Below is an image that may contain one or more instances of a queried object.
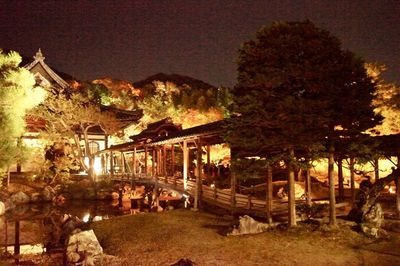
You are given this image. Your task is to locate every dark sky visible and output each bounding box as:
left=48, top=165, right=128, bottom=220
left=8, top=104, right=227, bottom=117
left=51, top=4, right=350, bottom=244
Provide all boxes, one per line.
left=1, top=0, right=399, bottom=87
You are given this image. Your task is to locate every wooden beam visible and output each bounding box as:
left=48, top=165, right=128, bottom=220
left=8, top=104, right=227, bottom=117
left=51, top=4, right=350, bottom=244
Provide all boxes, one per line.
left=266, top=165, right=273, bottom=223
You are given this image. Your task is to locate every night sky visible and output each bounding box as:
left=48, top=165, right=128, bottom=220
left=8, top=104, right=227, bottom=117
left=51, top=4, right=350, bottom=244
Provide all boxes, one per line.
left=1, top=0, right=399, bottom=87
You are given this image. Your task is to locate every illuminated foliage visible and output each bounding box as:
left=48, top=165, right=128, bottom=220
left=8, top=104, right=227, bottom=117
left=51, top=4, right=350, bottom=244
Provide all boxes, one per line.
left=0, top=49, right=46, bottom=174
left=34, top=91, right=122, bottom=179
left=136, top=80, right=229, bottom=132
left=366, top=63, right=400, bottom=135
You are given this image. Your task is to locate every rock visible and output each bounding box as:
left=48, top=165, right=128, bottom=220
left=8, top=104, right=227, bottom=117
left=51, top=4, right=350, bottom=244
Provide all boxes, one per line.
left=42, top=186, right=56, bottom=202
left=66, top=230, right=103, bottom=265
left=111, top=192, right=119, bottom=200
left=9, top=191, right=30, bottom=205
left=171, top=258, right=195, bottom=266
left=30, top=192, right=42, bottom=203
left=4, top=199, right=15, bottom=211
left=228, top=215, right=275, bottom=236
left=0, top=202, right=5, bottom=216
left=79, top=179, right=92, bottom=187
left=361, top=203, right=384, bottom=238
left=53, top=194, right=66, bottom=204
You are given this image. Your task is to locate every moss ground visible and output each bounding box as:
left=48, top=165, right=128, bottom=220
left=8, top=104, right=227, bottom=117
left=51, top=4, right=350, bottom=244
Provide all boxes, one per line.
left=90, top=209, right=400, bottom=266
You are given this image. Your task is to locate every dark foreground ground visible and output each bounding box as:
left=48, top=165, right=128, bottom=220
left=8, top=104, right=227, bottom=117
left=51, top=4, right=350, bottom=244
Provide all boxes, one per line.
left=7, top=209, right=399, bottom=266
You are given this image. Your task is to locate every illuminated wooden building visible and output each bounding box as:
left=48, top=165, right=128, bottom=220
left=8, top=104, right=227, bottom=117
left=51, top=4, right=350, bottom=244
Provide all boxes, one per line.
left=13, top=49, right=142, bottom=172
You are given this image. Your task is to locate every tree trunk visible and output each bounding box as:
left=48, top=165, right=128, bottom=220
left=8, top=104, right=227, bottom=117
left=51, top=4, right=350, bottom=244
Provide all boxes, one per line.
left=231, top=172, right=236, bottom=215
left=397, top=156, right=400, bottom=217
left=338, top=158, right=344, bottom=202
left=328, top=142, right=336, bottom=226
left=266, top=165, right=273, bottom=223
left=305, top=160, right=312, bottom=206
left=288, top=147, right=297, bottom=227
left=350, top=157, right=356, bottom=206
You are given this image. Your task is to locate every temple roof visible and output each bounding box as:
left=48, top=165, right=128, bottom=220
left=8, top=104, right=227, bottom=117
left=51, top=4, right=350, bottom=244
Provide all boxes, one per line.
left=129, top=117, right=182, bottom=142
left=24, top=49, right=70, bottom=90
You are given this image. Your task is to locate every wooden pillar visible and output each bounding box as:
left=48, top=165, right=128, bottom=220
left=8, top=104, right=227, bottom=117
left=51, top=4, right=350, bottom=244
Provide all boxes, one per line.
left=328, top=143, right=336, bottom=226
left=133, top=147, right=137, bottom=177
left=163, top=145, right=167, bottom=176
left=105, top=134, right=109, bottom=149
left=144, top=146, right=148, bottom=177
left=266, top=165, right=273, bottom=223
left=4, top=220, right=7, bottom=253
left=231, top=172, right=237, bottom=214
left=338, top=158, right=344, bottom=202
left=194, top=139, right=202, bottom=210
left=14, top=221, right=20, bottom=259
left=183, top=140, right=188, bottom=190
left=152, top=149, right=156, bottom=178
left=110, top=151, right=114, bottom=178
left=207, top=144, right=211, bottom=177
left=121, top=152, right=125, bottom=176
left=350, top=157, right=356, bottom=206
left=171, top=144, right=175, bottom=174
left=305, top=160, right=312, bottom=206
left=288, top=147, right=296, bottom=227
left=397, top=155, right=400, bottom=216
left=157, top=147, right=162, bottom=176
left=374, top=158, right=379, bottom=181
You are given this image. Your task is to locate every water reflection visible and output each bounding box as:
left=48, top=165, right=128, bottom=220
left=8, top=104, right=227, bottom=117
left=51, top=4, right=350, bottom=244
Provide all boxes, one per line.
left=0, top=186, right=185, bottom=262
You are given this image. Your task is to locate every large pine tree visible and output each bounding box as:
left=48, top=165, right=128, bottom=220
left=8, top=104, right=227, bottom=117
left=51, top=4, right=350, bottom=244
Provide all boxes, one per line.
left=227, top=21, right=381, bottom=226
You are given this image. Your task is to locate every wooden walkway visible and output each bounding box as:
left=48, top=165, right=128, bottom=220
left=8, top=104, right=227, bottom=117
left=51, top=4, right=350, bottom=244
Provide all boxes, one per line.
left=105, top=174, right=299, bottom=219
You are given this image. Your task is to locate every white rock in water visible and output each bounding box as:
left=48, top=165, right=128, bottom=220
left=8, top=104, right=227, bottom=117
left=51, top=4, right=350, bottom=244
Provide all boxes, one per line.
left=66, top=229, right=103, bottom=264
left=228, top=215, right=274, bottom=236
left=0, top=202, right=5, bottom=216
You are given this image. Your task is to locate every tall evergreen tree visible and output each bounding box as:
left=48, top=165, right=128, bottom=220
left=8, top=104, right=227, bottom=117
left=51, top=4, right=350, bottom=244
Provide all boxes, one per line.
left=0, top=50, right=46, bottom=179
left=227, top=21, right=380, bottom=226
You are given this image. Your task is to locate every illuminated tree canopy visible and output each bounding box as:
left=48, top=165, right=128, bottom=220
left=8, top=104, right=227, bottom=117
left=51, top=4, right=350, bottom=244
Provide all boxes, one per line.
left=0, top=49, right=46, bottom=174
left=34, top=91, right=122, bottom=180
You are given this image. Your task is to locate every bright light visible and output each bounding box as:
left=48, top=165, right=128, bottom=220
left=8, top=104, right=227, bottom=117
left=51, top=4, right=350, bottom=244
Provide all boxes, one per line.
left=83, top=157, right=102, bottom=175
left=94, top=157, right=102, bottom=175
left=82, top=213, right=90, bottom=223
left=389, top=186, right=396, bottom=194
left=210, top=183, right=215, bottom=188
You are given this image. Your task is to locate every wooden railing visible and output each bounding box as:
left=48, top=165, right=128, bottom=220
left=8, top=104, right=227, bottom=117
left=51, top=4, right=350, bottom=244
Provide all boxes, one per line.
left=106, top=174, right=346, bottom=217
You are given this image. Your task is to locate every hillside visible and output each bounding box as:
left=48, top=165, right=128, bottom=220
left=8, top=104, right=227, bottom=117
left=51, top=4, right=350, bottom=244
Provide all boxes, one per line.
left=133, top=72, right=216, bottom=91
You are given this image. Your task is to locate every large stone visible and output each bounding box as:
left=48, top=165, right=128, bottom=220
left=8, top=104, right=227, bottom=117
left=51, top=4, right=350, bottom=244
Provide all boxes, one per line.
left=9, top=191, right=30, bottom=205
left=66, top=230, right=103, bottom=265
left=30, top=192, right=42, bottom=203
left=361, top=203, right=384, bottom=238
left=228, top=215, right=275, bottom=236
left=0, top=201, right=5, bottom=216
left=42, top=186, right=56, bottom=202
